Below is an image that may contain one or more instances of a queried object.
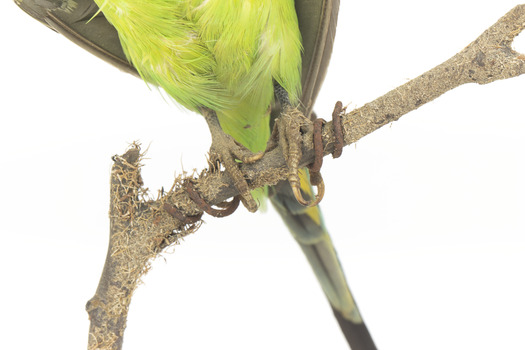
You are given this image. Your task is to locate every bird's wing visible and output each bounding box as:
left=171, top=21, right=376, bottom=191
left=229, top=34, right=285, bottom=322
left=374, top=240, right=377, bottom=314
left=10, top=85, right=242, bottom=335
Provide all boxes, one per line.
left=16, top=0, right=137, bottom=76
left=295, top=0, right=339, bottom=118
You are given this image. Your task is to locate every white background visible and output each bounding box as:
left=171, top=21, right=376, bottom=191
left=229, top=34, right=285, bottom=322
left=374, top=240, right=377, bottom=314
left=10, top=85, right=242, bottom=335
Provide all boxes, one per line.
left=2, top=1, right=525, bottom=349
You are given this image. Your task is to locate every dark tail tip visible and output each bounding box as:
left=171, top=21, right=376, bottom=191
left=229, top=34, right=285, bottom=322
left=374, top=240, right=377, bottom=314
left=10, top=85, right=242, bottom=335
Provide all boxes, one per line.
left=331, top=306, right=378, bottom=350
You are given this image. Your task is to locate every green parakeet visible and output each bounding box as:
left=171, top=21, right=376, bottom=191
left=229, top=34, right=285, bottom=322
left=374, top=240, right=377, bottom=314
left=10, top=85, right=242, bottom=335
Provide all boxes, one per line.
left=16, top=0, right=376, bottom=348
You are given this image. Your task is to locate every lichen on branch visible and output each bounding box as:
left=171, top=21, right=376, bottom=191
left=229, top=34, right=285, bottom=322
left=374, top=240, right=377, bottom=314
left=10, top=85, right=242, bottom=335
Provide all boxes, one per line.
left=87, top=145, right=201, bottom=350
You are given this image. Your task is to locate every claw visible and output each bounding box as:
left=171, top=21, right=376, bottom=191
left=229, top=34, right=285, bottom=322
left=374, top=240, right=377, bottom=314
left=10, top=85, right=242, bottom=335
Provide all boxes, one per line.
left=289, top=172, right=325, bottom=208
left=241, top=150, right=265, bottom=164
left=185, top=181, right=241, bottom=217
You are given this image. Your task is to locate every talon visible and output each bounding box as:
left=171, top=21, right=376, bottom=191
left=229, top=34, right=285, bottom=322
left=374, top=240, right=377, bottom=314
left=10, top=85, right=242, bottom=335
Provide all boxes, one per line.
left=242, top=151, right=265, bottom=164
left=308, top=170, right=325, bottom=206
left=185, top=181, right=241, bottom=218
left=289, top=173, right=324, bottom=208
left=163, top=202, right=203, bottom=225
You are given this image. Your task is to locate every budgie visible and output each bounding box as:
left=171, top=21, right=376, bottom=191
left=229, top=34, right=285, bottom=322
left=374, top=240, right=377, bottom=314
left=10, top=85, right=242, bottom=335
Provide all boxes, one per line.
left=16, top=0, right=377, bottom=348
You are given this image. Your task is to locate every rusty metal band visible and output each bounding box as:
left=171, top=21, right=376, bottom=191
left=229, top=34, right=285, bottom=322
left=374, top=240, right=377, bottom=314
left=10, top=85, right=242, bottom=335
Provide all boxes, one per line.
left=309, top=118, right=326, bottom=173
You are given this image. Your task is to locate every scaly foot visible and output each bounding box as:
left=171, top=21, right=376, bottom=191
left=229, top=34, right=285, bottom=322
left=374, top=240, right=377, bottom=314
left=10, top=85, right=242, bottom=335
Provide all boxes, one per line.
left=273, top=84, right=325, bottom=207
left=201, top=107, right=263, bottom=212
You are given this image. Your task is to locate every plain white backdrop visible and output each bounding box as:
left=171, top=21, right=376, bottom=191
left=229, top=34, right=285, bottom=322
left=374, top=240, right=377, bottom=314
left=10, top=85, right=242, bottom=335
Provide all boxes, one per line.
left=2, top=1, right=525, bottom=349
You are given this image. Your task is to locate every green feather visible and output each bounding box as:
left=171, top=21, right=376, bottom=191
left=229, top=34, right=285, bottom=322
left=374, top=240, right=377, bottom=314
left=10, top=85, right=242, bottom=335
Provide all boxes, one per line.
left=94, top=0, right=302, bottom=153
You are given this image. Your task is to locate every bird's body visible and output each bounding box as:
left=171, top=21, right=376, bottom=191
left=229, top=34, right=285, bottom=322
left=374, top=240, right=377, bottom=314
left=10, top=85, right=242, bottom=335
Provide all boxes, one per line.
left=95, top=0, right=302, bottom=152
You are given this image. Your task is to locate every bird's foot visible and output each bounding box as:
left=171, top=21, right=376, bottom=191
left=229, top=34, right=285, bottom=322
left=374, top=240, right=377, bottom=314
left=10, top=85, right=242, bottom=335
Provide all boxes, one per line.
left=272, top=84, right=346, bottom=207
left=202, top=108, right=263, bottom=213
left=273, top=104, right=325, bottom=207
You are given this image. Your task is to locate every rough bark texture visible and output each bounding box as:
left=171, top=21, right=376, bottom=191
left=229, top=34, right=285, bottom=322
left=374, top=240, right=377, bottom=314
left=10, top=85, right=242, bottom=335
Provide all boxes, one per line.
left=87, top=5, right=525, bottom=349
left=86, top=148, right=201, bottom=349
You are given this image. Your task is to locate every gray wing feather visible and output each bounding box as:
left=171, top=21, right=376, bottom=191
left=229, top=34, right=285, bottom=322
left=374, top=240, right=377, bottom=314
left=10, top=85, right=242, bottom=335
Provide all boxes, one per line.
left=295, top=0, right=339, bottom=117
left=15, top=0, right=137, bottom=76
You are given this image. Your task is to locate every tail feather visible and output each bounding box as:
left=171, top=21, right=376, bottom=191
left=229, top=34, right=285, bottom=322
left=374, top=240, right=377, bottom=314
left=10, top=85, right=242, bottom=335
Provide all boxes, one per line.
left=269, top=171, right=376, bottom=350
left=331, top=305, right=378, bottom=350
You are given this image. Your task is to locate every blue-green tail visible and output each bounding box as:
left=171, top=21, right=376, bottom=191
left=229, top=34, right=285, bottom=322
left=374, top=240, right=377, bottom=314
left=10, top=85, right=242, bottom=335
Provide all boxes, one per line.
left=269, top=172, right=377, bottom=350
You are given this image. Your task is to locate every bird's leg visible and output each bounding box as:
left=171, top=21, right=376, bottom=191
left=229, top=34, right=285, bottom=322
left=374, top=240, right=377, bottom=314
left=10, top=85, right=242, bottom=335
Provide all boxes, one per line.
left=273, top=84, right=324, bottom=207
left=200, top=107, right=261, bottom=212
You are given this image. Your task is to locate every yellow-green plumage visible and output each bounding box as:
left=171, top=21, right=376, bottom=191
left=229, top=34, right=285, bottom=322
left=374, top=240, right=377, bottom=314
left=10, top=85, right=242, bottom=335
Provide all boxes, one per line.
left=95, top=0, right=302, bottom=152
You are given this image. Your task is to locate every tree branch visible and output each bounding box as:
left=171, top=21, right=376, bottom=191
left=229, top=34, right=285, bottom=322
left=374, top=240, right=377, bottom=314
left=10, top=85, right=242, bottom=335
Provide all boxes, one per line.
left=86, top=5, right=525, bottom=349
